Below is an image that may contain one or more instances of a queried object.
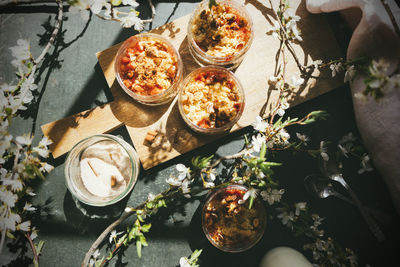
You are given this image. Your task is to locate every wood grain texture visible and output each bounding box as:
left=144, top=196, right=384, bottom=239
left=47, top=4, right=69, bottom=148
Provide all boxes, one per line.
left=41, top=0, right=343, bottom=169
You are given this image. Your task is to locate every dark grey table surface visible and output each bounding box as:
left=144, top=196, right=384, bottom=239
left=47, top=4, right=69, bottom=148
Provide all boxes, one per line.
left=1, top=1, right=399, bottom=266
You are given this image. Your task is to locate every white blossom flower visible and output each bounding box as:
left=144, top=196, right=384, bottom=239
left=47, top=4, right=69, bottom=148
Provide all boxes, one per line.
left=208, top=168, right=216, bottom=181
left=276, top=208, right=295, bottom=226
left=9, top=39, right=30, bottom=68
left=16, top=134, right=33, bottom=146
left=320, top=141, right=329, bottom=161
left=179, top=257, right=191, bottom=267
left=260, top=188, right=285, bottom=205
left=337, top=144, right=349, bottom=158
left=344, top=65, right=355, bottom=83
left=385, top=73, right=400, bottom=92
left=294, top=202, right=307, bottom=216
left=90, top=0, right=108, bottom=15
left=0, top=189, right=18, bottom=207
left=69, top=0, right=91, bottom=21
left=1, top=212, right=21, bottom=231
left=358, top=154, right=373, bottom=174
left=23, top=202, right=37, bottom=212
left=166, top=176, right=182, bottom=187
left=109, top=229, right=123, bottom=244
left=203, top=181, right=215, bottom=188
left=17, top=220, right=31, bottom=232
left=251, top=134, right=265, bottom=153
left=30, top=227, right=38, bottom=240
left=26, top=187, right=36, bottom=196
left=1, top=83, right=16, bottom=94
left=122, top=0, right=139, bottom=7
left=290, top=75, right=304, bottom=87
left=92, top=249, right=100, bottom=259
left=147, top=192, right=156, bottom=202
left=276, top=98, right=289, bottom=117
left=39, top=136, right=53, bottom=147
left=181, top=179, right=191, bottom=195
left=296, top=132, right=309, bottom=145
left=32, top=146, right=50, bottom=158
left=329, top=62, right=342, bottom=77
left=252, top=115, right=268, bottom=132
left=312, top=59, right=323, bottom=69
left=2, top=177, right=23, bottom=192
left=176, top=164, right=190, bottom=181
left=369, top=58, right=389, bottom=77
left=120, top=12, right=144, bottom=31
left=104, top=3, right=112, bottom=18
left=21, top=75, right=38, bottom=92
left=239, top=188, right=258, bottom=204
left=40, top=162, right=54, bottom=173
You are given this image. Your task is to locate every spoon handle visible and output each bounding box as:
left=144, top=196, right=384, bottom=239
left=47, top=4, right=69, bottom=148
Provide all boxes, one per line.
left=331, top=175, right=385, bottom=242
left=331, top=191, right=391, bottom=225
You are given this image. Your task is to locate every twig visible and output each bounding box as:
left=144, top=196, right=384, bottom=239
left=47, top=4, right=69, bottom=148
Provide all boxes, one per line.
left=25, top=233, right=39, bottom=266
left=208, top=148, right=250, bottom=169
left=0, top=209, right=8, bottom=254
left=34, top=0, right=63, bottom=65
left=0, top=0, right=60, bottom=6
left=81, top=206, right=142, bottom=267
left=142, top=0, right=155, bottom=23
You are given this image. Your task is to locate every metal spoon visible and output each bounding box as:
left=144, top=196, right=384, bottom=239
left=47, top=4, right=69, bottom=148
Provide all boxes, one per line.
left=320, top=156, right=386, bottom=241
left=304, top=174, right=391, bottom=225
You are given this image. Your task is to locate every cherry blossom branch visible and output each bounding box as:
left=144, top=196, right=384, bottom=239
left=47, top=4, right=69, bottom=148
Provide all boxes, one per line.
left=81, top=208, right=138, bottom=267
left=34, top=0, right=63, bottom=65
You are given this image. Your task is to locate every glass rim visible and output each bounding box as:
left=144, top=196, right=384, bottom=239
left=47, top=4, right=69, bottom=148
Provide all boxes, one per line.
left=114, top=33, right=183, bottom=103
left=187, top=0, right=254, bottom=63
left=178, top=65, right=245, bottom=134
left=201, top=184, right=266, bottom=252
left=64, top=134, right=140, bottom=207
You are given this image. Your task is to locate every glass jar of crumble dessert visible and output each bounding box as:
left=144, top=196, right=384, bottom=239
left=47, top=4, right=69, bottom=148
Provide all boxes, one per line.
left=115, top=33, right=183, bottom=105
left=187, top=0, right=254, bottom=70
left=202, top=185, right=266, bottom=252
left=178, top=66, right=245, bottom=135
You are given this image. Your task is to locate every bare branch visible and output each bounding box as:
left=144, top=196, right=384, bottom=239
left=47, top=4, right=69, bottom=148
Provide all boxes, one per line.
left=34, top=0, right=63, bottom=65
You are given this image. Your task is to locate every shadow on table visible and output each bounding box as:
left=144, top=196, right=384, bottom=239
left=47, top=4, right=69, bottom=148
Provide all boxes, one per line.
left=62, top=190, right=130, bottom=234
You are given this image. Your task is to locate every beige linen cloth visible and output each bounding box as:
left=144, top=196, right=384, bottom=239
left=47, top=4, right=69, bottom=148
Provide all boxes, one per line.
left=305, top=0, right=400, bottom=214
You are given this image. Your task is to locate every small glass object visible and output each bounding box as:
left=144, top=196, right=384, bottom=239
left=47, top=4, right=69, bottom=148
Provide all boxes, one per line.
left=115, top=33, right=183, bottom=105
left=187, top=0, right=254, bottom=69
left=65, top=134, right=140, bottom=206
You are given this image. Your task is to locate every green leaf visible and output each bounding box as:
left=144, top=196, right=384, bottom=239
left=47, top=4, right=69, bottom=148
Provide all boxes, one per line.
left=36, top=240, right=45, bottom=255
left=141, top=223, right=151, bottom=232
left=106, top=251, right=113, bottom=260
left=95, top=257, right=104, bottom=267
left=259, top=142, right=267, bottom=160
left=118, top=233, right=128, bottom=244
left=111, top=0, right=122, bottom=6
left=136, top=240, right=142, bottom=258
left=190, top=249, right=202, bottom=261
left=6, top=231, right=15, bottom=239
left=248, top=195, right=255, bottom=209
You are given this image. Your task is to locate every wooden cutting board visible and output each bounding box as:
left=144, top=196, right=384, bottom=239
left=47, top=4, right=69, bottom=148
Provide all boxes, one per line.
left=41, top=0, right=343, bottom=169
